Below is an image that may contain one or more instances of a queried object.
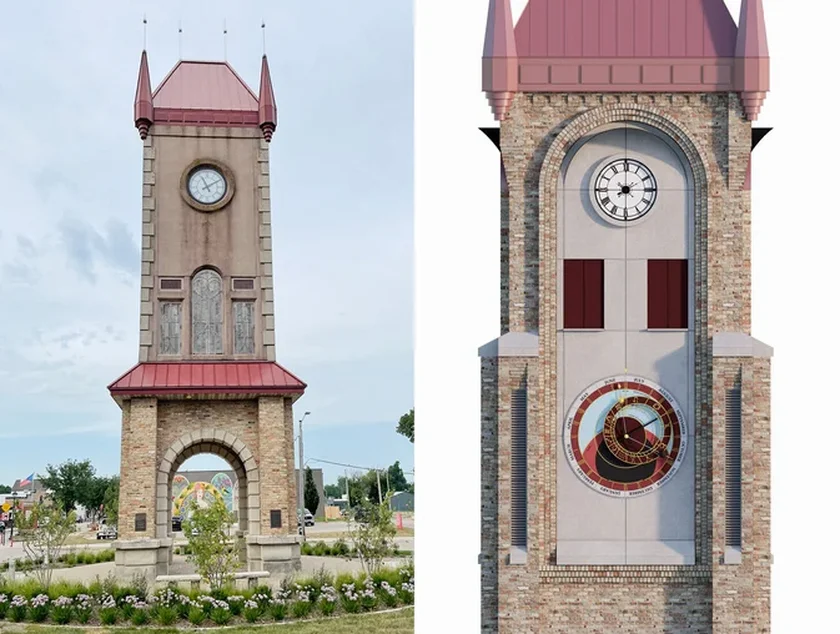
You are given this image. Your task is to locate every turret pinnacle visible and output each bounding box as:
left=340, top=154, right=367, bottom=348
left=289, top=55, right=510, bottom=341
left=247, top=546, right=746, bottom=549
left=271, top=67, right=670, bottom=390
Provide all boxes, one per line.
left=482, top=0, right=517, bottom=122
left=258, top=55, right=277, bottom=142
left=735, top=0, right=770, bottom=121
left=134, top=50, right=154, bottom=140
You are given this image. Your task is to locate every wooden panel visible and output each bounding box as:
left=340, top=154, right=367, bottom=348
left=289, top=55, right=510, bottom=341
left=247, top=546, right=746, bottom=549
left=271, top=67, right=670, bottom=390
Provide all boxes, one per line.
left=582, top=260, right=604, bottom=329
left=647, top=260, right=669, bottom=328
left=667, top=260, right=689, bottom=328
left=563, top=260, right=585, bottom=328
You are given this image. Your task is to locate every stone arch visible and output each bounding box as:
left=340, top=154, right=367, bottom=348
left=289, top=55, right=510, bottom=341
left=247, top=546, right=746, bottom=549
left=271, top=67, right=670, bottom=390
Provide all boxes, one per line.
left=156, top=428, right=260, bottom=538
left=532, top=103, right=713, bottom=560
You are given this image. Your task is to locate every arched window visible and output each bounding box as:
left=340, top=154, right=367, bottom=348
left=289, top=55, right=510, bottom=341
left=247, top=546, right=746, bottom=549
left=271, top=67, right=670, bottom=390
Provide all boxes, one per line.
left=192, top=269, right=223, bottom=354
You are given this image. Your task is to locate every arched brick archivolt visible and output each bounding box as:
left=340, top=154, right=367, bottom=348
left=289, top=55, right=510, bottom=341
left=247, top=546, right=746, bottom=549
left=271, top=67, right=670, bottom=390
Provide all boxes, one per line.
left=156, top=429, right=261, bottom=538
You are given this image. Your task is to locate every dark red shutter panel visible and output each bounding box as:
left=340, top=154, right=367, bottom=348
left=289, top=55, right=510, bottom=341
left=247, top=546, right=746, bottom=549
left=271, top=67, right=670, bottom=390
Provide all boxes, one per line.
left=647, top=260, right=669, bottom=328
left=564, top=260, right=584, bottom=328
left=582, top=260, right=604, bottom=328
left=667, top=260, right=688, bottom=329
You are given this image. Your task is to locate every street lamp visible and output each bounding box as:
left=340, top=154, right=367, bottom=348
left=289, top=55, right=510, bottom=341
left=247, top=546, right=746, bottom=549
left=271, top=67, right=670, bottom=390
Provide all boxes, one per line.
left=298, top=411, right=311, bottom=541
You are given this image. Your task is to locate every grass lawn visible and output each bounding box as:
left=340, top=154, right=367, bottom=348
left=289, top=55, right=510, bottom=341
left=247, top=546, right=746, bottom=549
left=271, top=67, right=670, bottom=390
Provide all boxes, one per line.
left=5, top=607, right=414, bottom=634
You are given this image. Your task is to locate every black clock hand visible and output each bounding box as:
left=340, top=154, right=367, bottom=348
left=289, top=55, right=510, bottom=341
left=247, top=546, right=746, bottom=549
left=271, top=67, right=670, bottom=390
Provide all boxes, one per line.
left=622, top=415, right=660, bottom=438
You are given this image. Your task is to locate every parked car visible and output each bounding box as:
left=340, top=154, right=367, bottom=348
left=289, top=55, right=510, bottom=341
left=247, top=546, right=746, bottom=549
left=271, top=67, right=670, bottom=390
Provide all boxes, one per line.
left=171, top=516, right=182, bottom=532
left=96, top=525, right=117, bottom=540
left=297, top=510, right=315, bottom=527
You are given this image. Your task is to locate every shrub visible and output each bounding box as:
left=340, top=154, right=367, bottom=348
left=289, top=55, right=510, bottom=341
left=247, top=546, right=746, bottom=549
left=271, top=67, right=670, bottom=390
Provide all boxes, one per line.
left=332, top=538, right=351, bottom=557
left=99, top=594, right=119, bottom=625
left=97, top=550, right=115, bottom=563
left=187, top=605, right=205, bottom=625
left=130, top=602, right=150, bottom=626
left=209, top=600, right=232, bottom=625
left=359, top=577, right=378, bottom=611
left=378, top=580, right=399, bottom=607
left=9, top=595, right=27, bottom=622
left=120, top=594, right=140, bottom=620
left=227, top=594, right=244, bottom=615
left=75, top=594, right=93, bottom=623
left=319, top=585, right=338, bottom=616
left=63, top=553, right=77, bottom=567
left=243, top=599, right=262, bottom=623
left=155, top=605, right=177, bottom=625
left=30, top=594, right=50, bottom=622
left=340, top=583, right=360, bottom=614
left=312, top=541, right=329, bottom=557
left=51, top=596, right=74, bottom=624
left=0, top=593, right=9, bottom=619
left=269, top=591, right=289, bottom=621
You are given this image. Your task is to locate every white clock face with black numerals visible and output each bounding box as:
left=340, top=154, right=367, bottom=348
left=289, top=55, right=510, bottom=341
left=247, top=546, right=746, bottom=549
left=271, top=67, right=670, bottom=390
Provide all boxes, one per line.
left=188, top=166, right=227, bottom=205
left=592, top=158, right=658, bottom=223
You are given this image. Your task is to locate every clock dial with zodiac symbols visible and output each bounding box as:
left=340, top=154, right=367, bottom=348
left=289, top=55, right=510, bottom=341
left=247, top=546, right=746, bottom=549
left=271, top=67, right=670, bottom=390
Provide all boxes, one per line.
left=563, top=376, right=687, bottom=497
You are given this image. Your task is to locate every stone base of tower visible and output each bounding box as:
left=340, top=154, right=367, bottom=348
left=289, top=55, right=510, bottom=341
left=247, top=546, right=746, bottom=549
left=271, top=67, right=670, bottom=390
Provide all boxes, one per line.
left=114, top=538, right=174, bottom=585
left=246, top=535, right=302, bottom=579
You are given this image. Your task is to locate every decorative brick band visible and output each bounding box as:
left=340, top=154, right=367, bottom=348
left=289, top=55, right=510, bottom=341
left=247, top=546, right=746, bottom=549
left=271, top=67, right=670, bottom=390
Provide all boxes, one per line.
left=539, top=565, right=712, bottom=584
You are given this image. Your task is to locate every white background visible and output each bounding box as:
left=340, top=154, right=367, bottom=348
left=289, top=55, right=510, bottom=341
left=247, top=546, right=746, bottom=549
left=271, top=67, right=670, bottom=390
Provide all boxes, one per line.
left=416, top=0, right=838, bottom=631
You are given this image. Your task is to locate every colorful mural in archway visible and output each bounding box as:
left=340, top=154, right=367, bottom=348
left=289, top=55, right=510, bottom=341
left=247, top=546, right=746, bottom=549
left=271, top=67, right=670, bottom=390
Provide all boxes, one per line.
left=173, top=482, right=224, bottom=520
left=171, top=473, right=237, bottom=519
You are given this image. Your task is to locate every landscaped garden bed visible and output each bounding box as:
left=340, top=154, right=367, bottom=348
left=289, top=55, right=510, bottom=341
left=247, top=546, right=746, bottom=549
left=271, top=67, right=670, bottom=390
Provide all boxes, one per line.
left=0, top=549, right=114, bottom=573
left=0, top=562, right=414, bottom=627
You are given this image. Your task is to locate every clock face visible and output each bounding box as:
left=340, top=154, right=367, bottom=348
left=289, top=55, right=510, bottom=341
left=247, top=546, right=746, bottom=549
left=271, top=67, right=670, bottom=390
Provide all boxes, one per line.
left=592, top=158, right=658, bottom=222
left=563, top=375, right=687, bottom=498
left=187, top=167, right=227, bottom=205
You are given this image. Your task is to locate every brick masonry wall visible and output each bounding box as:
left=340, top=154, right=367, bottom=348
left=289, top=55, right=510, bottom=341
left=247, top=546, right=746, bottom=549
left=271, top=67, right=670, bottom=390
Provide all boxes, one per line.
left=139, top=136, right=156, bottom=362
left=482, top=92, right=769, bottom=633
left=118, top=398, right=158, bottom=537
left=257, top=397, right=295, bottom=535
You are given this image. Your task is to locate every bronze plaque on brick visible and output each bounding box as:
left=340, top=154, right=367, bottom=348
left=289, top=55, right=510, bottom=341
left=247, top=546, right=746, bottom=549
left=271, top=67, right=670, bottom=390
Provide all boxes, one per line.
left=134, top=513, right=146, bottom=532
left=270, top=510, right=282, bottom=528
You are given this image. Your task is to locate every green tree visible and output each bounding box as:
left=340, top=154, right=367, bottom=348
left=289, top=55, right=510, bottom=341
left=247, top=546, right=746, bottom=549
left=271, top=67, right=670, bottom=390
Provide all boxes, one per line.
left=40, top=459, right=97, bottom=512
left=396, top=408, right=414, bottom=443
left=17, top=503, right=77, bottom=587
left=102, top=476, right=120, bottom=525
left=324, top=483, right=341, bottom=499
left=304, top=467, right=319, bottom=515
left=349, top=495, right=398, bottom=576
left=346, top=474, right=367, bottom=508
left=387, top=461, right=409, bottom=492
left=182, top=497, right=239, bottom=590
left=0, top=484, right=11, bottom=494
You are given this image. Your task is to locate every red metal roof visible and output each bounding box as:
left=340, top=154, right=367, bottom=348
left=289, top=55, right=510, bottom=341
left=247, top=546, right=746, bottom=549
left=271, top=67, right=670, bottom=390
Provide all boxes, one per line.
left=153, top=60, right=258, bottom=110
left=515, top=0, right=737, bottom=58
left=483, top=0, right=769, bottom=121
left=108, top=361, right=306, bottom=398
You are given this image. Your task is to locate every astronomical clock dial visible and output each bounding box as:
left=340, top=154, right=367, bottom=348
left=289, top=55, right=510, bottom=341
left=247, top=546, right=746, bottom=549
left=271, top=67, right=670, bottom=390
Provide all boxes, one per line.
left=563, top=376, right=687, bottom=497
left=187, top=166, right=227, bottom=205
left=591, top=158, right=658, bottom=223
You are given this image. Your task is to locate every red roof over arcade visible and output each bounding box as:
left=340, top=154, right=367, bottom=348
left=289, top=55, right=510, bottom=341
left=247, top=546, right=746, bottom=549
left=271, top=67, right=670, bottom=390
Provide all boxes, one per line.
left=108, top=361, right=306, bottom=400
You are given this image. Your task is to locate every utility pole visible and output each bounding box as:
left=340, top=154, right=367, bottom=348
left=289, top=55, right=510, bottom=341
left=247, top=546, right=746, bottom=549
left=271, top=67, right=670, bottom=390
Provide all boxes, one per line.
left=376, top=470, right=382, bottom=504
left=385, top=468, right=390, bottom=494
left=297, top=411, right=311, bottom=541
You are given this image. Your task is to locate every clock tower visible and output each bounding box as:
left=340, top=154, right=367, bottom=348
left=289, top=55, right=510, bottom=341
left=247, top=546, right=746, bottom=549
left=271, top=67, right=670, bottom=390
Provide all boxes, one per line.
left=108, top=50, right=306, bottom=584
left=479, top=1, right=772, bottom=632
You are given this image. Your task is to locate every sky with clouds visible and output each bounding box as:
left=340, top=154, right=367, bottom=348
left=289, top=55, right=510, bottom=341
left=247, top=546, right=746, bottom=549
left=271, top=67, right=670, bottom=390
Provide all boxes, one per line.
left=0, top=0, right=413, bottom=486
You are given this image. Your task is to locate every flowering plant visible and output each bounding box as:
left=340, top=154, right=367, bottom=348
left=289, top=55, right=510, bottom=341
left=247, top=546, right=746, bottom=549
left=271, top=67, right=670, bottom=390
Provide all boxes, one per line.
left=269, top=591, right=289, bottom=621
left=340, top=583, right=361, bottom=614
left=0, top=593, right=9, bottom=619
left=227, top=594, right=244, bottom=615
left=209, top=599, right=232, bottom=625
left=319, top=584, right=339, bottom=616
left=378, top=580, right=399, bottom=607
left=360, top=577, right=378, bottom=611
left=51, top=596, right=74, bottom=624
left=243, top=599, right=262, bottom=623
left=29, top=593, right=50, bottom=622
left=99, top=594, right=119, bottom=625
left=130, top=601, right=150, bottom=626
left=76, top=594, right=93, bottom=623
left=9, top=595, right=28, bottom=622
left=291, top=584, right=314, bottom=619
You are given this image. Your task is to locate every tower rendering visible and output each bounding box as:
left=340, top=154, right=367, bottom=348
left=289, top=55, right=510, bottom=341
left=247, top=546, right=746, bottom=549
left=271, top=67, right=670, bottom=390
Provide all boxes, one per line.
left=478, top=1, right=773, bottom=632
left=108, top=50, right=306, bottom=583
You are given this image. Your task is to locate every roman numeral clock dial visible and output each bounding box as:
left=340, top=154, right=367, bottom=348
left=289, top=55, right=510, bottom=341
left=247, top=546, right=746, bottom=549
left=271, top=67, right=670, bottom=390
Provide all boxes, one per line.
left=563, top=376, right=687, bottom=497
left=591, top=158, right=657, bottom=224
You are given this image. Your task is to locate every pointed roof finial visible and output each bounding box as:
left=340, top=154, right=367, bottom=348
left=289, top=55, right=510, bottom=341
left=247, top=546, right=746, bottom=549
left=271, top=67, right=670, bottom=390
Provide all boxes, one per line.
left=178, top=20, right=183, bottom=59
left=258, top=54, right=277, bottom=143
left=142, top=14, right=147, bottom=49
left=735, top=0, right=770, bottom=121
left=223, top=19, right=228, bottom=61
left=482, top=0, right=518, bottom=122
left=134, top=50, right=153, bottom=140
left=261, top=20, right=266, bottom=55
